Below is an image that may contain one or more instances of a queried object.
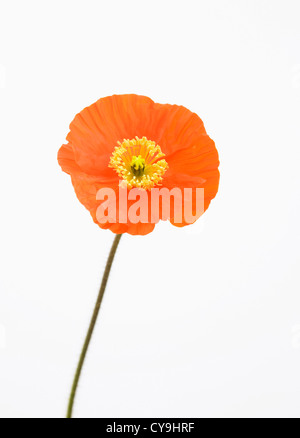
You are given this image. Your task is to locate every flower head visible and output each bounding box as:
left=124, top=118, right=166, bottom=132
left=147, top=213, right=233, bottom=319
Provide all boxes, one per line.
left=58, top=94, right=220, bottom=235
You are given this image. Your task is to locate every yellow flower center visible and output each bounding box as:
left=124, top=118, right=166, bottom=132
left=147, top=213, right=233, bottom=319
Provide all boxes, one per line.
left=130, top=155, right=146, bottom=177
left=109, top=136, right=168, bottom=190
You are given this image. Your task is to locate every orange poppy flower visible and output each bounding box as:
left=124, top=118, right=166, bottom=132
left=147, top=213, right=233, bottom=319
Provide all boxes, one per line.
left=58, top=94, right=220, bottom=235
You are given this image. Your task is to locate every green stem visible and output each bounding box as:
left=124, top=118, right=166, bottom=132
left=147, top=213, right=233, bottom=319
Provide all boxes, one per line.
left=66, top=234, right=122, bottom=418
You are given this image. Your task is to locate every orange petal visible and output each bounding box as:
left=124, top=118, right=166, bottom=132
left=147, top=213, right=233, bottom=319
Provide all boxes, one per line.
left=66, top=95, right=155, bottom=175
left=57, top=143, right=82, bottom=175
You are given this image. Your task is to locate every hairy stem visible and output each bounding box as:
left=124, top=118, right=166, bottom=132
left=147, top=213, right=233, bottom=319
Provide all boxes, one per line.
left=66, top=234, right=122, bottom=418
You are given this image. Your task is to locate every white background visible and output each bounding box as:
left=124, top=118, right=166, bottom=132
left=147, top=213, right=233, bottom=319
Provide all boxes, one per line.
left=0, top=0, right=299, bottom=418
